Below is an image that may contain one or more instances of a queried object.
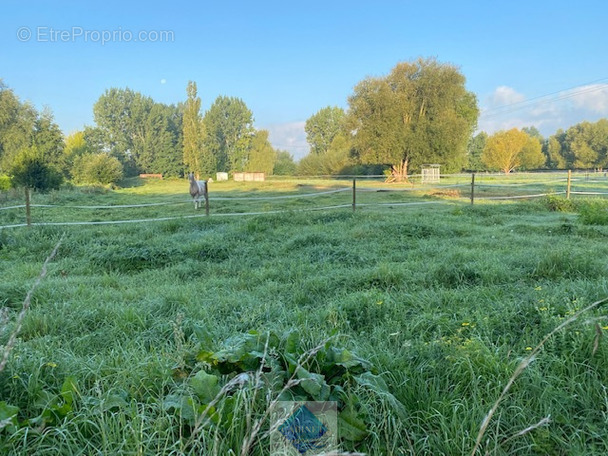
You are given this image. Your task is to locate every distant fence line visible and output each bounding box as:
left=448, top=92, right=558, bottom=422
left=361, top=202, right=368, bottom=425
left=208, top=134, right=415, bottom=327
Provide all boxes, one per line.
left=1, top=171, right=607, bottom=230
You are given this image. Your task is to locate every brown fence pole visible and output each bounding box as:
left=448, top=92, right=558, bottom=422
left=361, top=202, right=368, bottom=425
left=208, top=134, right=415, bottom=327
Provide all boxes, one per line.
left=566, top=170, right=572, bottom=200
left=470, top=173, right=475, bottom=205
left=25, top=187, right=31, bottom=227
left=204, top=181, right=210, bottom=216
left=352, top=178, right=356, bottom=212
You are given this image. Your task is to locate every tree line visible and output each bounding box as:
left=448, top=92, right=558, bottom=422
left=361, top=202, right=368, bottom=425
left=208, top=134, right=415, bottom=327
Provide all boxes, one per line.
left=0, top=80, right=295, bottom=189
left=466, top=121, right=608, bottom=174
left=3, top=58, right=608, bottom=192
left=300, top=58, right=608, bottom=178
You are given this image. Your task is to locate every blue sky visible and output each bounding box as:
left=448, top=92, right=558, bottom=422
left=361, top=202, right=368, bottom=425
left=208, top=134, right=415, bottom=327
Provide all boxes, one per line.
left=2, top=0, right=608, bottom=159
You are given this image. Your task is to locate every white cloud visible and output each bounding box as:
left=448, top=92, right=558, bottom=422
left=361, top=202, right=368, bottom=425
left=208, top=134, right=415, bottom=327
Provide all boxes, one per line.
left=478, top=84, right=608, bottom=137
left=487, top=86, right=526, bottom=108
left=568, top=84, right=608, bottom=113
left=262, top=121, right=309, bottom=160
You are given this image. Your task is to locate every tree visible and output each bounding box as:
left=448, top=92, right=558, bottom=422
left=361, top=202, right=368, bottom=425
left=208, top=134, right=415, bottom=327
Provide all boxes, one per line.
left=298, top=132, right=353, bottom=175
left=482, top=128, right=530, bottom=174
left=140, top=103, right=183, bottom=176
left=202, top=96, right=255, bottom=173
left=247, top=130, right=276, bottom=175
left=93, top=88, right=183, bottom=176
left=93, top=88, right=147, bottom=171
left=0, top=82, right=37, bottom=172
left=63, top=131, right=90, bottom=179
left=32, top=108, right=65, bottom=173
left=9, top=146, right=63, bottom=225
left=10, top=146, right=63, bottom=191
left=545, top=130, right=566, bottom=169
left=183, top=81, right=211, bottom=176
left=72, top=153, right=123, bottom=185
left=522, top=126, right=543, bottom=142
left=571, top=135, right=597, bottom=169
left=467, top=132, right=487, bottom=171
left=82, top=126, right=106, bottom=155
left=0, top=82, right=66, bottom=180
left=158, top=103, right=184, bottom=177
left=347, top=58, right=479, bottom=180
left=273, top=151, right=297, bottom=175
left=519, top=135, right=546, bottom=170
left=305, top=106, right=346, bottom=155
left=591, top=118, right=608, bottom=168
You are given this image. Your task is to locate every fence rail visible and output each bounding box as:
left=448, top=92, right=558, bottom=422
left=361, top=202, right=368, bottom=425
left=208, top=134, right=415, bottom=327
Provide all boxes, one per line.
left=1, top=171, right=607, bottom=230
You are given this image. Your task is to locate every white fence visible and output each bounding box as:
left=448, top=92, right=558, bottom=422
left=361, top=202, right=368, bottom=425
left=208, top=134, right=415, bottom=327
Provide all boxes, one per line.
left=1, top=171, right=607, bottom=229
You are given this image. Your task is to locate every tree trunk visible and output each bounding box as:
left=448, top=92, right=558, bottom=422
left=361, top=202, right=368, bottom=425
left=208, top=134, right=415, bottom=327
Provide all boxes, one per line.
left=389, top=159, right=409, bottom=182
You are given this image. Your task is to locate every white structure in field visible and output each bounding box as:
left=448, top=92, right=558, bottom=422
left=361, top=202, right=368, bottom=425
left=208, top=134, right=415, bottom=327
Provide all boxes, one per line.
left=216, top=172, right=229, bottom=181
left=233, top=172, right=265, bottom=182
left=421, top=164, right=440, bottom=184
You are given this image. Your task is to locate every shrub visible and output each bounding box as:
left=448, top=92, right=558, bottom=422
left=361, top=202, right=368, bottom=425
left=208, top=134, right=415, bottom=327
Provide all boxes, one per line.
left=577, top=199, right=608, bottom=225
left=0, top=175, right=10, bottom=191
left=72, top=153, right=123, bottom=185
left=544, top=194, right=574, bottom=212
left=9, top=147, right=63, bottom=192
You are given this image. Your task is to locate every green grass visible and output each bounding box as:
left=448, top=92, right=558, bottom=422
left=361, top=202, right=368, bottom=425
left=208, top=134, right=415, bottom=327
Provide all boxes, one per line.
left=1, top=175, right=608, bottom=455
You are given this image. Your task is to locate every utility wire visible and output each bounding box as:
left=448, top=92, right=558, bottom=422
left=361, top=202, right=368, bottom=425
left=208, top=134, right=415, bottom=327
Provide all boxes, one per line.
left=481, top=77, right=608, bottom=119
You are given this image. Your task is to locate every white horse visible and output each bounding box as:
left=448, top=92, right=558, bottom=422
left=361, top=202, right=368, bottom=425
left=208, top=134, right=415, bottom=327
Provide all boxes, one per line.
left=188, top=172, right=207, bottom=210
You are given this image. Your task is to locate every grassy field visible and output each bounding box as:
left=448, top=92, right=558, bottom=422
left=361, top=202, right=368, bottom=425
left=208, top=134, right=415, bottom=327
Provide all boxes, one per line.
left=1, top=174, right=608, bottom=455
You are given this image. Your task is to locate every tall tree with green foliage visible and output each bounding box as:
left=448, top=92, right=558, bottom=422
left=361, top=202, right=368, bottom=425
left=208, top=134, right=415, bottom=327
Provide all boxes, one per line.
left=32, top=108, right=65, bottom=173
left=0, top=81, right=37, bottom=172
left=202, top=96, right=254, bottom=173
left=273, top=150, right=297, bottom=175
left=305, top=106, right=346, bottom=155
left=93, top=88, right=146, bottom=172
left=0, top=82, right=65, bottom=179
left=247, top=130, right=277, bottom=175
left=298, top=132, right=353, bottom=176
left=522, top=126, right=543, bottom=142
left=93, top=88, right=183, bottom=176
left=183, top=81, right=211, bottom=176
left=347, top=58, right=479, bottom=180
left=563, top=120, right=608, bottom=169
left=518, top=135, right=546, bottom=170
left=545, top=129, right=566, bottom=169
left=467, top=132, right=487, bottom=171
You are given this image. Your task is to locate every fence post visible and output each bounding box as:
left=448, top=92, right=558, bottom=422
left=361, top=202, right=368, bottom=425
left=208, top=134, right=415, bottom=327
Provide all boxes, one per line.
left=352, top=178, right=356, bottom=212
left=566, top=170, right=571, bottom=200
left=25, top=187, right=31, bottom=227
left=204, top=181, right=210, bottom=216
left=470, top=173, right=475, bottom=205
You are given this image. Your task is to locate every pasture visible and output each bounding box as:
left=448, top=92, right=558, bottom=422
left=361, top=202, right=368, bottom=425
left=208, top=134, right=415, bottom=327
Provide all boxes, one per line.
left=1, top=173, right=608, bottom=455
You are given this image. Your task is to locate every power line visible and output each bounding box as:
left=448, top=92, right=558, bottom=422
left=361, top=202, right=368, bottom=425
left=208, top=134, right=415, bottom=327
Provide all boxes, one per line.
left=481, top=77, right=608, bottom=119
